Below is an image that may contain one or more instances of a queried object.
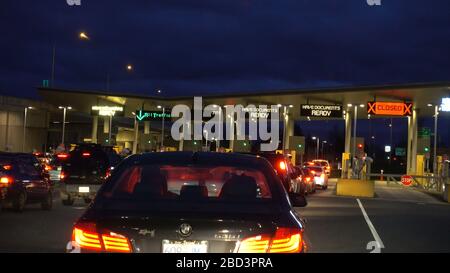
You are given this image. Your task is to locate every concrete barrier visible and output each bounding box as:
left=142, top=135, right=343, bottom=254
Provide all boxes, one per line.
left=336, top=179, right=375, bottom=198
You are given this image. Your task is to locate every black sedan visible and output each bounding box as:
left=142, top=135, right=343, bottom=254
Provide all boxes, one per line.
left=0, top=153, right=53, bottom=212
left=67, top=152, right=307, bottom=253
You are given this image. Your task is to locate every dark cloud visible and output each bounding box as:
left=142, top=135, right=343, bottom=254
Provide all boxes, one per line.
left=0, top=0, right=449, bottom=98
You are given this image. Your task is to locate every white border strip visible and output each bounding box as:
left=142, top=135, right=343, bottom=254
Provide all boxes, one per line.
left=357, top=198, right=385, bottom=249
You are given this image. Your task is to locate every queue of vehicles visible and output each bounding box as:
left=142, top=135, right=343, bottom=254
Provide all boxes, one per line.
left=1, top=145, right=331, bottom=253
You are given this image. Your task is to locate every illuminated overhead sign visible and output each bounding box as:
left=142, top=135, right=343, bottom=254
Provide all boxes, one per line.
left=300, top=104, right=343, bottom=118
left=441, top=98, right=450, bottom=112
left=91, top=106, right=124, bottom=116
left=367, top=102, right=412, bottom=116
left=242, top=107, right=278, bottom=119
left=135, top=110, right=172, bottom=121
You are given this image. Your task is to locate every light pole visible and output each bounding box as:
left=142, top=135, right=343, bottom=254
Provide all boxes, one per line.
left=22, top=107, right=33, bottom=152
left=157, top=105, right=166, bottom=149
left=322, top=140, right=327, bottom=158
left=58, top=106, right=72, bottom=145
left=50, top=32, right=90, bottom=88
left=312, top=137, right=319, bottom=159
left=432, top=104, right=439, bottom=175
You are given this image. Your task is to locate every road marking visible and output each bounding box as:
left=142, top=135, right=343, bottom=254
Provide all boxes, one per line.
left=356, top=199, right=385, bottom=250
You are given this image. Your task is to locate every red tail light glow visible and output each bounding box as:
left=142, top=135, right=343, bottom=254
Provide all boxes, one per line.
left=82, top=152, right=91, bottom=157
left=44, top=164, right=52, bottom=171
left=72, top=222, right=131, bottom=252
left=269, top=228, right=303, bottom=253
left=57, top=153, right=69, bottom=159
left=102, top=233, right=132, bottom=252
left=278, top=161, right=286, bottom=171
left=237, top=228, right=303, bottom=253
left=305, top=177, right=311, bottom=183
left=2, top=165, right=12, bottom=171
left=59, top=171, right=66, bottom=180
left=0, top=176, right=12, bottom=185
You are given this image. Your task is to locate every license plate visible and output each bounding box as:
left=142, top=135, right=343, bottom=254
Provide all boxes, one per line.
left=79, top=186, right=90, bottom=193
left=162, top=240, right=208, bottom=253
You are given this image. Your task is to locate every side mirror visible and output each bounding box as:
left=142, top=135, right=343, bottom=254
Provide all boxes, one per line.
left=289, top=192, right=307, bottom=207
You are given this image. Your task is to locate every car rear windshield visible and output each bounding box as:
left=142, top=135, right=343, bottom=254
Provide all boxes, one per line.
left=307, top=166, right=323, bottom=172
left=313, top=161, right=328, bottom=166
left=99, top=164, right=280, bottom=212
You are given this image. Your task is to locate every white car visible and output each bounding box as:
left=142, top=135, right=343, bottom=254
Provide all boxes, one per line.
left=312, top=160, right=331, bottom=175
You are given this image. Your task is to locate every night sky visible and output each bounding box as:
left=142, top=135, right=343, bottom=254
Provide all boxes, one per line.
left=1, top=0, right=450, bottom=98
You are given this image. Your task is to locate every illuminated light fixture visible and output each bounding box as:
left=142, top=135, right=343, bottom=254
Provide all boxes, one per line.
left=157, top=105, right=162, bottom=109
left=427, top=103, right=433, bottom=107
left=347, top=104, right=353, bottom=107
left=277, top=104, right=282, bottom=107
left=385, top=145, right=391, bottom=153
left=126, top=64, right=133, bottom=71
left=359, top=104, right=365, bottom=108
left=441, top=98, right=450, bottom=112
left=289, top=105, right=294, bottom=108
left=79, top=32, right=90, bottom=40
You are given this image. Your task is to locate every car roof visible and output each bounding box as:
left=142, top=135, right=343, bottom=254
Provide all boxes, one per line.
left=128, top=152, right=272, bottom=169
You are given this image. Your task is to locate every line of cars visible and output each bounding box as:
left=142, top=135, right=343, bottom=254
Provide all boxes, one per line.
left=249, top=153, right=330, bottom=196
left=2, top=146, right=329, bottom=253
left=0, top=144, right=123, bottom=212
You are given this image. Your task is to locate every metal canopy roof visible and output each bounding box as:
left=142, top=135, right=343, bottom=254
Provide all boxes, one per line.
left=37, top=82, right=450, bottom=120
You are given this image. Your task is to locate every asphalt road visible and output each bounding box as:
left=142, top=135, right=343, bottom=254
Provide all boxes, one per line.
left=0, top=183, right=449, bottom=253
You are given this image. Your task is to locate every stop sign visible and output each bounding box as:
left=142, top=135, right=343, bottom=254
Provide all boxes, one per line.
left=401, top=175, right=413, bottom=186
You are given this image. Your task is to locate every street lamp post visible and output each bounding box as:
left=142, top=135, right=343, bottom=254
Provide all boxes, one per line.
left=322, top=140, right=327, bottom=158
left=59, top=106, right=71, bottom=145
left=433, top=105, right=439, bottom=175
left=353, top=105, right=358, bottom=161
left=51, top=45, right=56, bottom=87
left=312, top=137, right=319, bottom=159
left=22, top=107, right=33, bottom=152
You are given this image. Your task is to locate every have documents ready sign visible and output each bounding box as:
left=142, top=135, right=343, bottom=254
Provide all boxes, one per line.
left=300, top=104, right=343, bottom=118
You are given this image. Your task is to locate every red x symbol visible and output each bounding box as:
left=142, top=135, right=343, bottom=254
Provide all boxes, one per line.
left=403, top=103, right=412, bottom=116
left=367, top=102, right=376, bottom=114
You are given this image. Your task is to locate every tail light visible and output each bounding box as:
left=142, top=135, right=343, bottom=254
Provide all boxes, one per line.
left=0, top=176, right=12, bottom=186
left=59, top=171, right=66, bottom=180
left=82, top=152, right=91, bottom=157
left=237, top=228, right=303, bottom=253
left=310, top=170, right=316, bottom=175
left=44, top=164, right=52, bottom=171
left=278, top=161, right=287, bottom=172
left=57, top=153, right=69, bottom=159
left=72, top=222, right=131, bottom=253
left=2, top=165, right=12, bottom=171
left=105, top=167, right=112, bottom=179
